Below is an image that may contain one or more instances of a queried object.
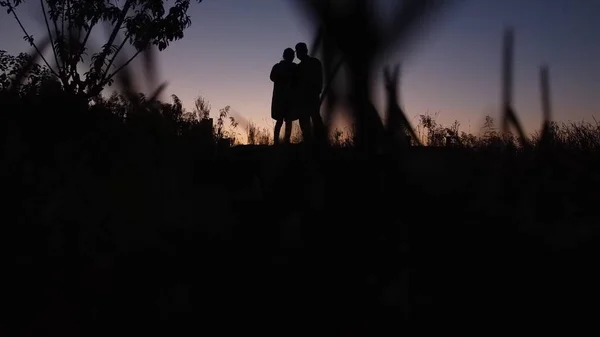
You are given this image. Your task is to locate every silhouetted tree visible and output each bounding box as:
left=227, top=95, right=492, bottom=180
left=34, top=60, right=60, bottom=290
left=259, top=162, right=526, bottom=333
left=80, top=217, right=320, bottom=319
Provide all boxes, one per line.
left=482, top=115, right=506, bottom=147
left=214, top=105, right=239, bottom=144
left=0, top=0, right=203, bottom=99
left=247, top=121, right=258, bottom=145
left=181, top=108, right=196, bottom=123
left=164, top=94, right=184, bottom=122
left=0, top=50, right=54, bottom=95
left=419, top=112, right=445, bottom=146
left=459, top=131, right=478, bottom=148
left=246, top=121, right=272, bottom=145
left=193, top=94, right=211, bottom=121
left=482, top=115, right=497, bottom=139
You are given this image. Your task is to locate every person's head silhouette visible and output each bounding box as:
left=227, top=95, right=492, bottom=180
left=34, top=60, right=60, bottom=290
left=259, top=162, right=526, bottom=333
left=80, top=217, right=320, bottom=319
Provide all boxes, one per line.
left=282, top=48, right=295, bottom=62
left=295, top=42, right=309, bottom=61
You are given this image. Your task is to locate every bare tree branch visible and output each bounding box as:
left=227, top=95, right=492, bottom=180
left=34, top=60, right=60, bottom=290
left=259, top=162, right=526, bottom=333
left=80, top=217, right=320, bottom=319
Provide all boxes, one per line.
left=78, top=16, right=98, bottom=62
left=101, top=33, right=131, bottom=83
left=51, top=8, right=62, bottom=69
left=103, top=49, right=142, bottom=85
left=94, top=0, right=133, bottom=74
left=40, top=0, right=62, bottom=77
left=6, top=4, right=60, bottom=78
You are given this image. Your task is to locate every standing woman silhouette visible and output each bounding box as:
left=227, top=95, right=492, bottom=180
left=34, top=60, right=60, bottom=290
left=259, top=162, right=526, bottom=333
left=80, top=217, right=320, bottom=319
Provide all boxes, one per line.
left=270, top=48, right=298, bottom=144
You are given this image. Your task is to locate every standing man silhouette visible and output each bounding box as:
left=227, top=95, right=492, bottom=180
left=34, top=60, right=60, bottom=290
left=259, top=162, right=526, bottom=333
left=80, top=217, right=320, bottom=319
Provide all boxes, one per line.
left=295, top=42, right=325, bottom=144
left=270, top=48, right=297, bottom=144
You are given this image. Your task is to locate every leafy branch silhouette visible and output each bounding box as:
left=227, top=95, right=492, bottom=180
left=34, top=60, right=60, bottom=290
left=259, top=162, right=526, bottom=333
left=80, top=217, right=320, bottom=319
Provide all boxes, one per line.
left=0, top=0, right=202, bottom=99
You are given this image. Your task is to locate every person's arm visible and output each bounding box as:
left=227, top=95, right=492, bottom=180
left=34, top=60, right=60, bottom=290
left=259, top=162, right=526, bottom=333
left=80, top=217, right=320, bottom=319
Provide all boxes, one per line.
left=270, top=64, right=278, bottom=82
left=310, top=58, right=323, bottom=95
left=316, top=59, right=324, bottom=94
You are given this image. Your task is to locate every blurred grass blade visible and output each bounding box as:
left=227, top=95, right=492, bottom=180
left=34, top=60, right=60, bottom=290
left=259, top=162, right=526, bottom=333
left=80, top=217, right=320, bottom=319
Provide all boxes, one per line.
left=384, top=0, right=452, bottom=53
left=148, top=81, right=168, bottom=103
left=501, top=27, right=528, bottom=147
left=539, top=65, right=552, bottom=142
left=142, top=45, right=159, bottom=92
left=383, top=64, right=421, bottom=147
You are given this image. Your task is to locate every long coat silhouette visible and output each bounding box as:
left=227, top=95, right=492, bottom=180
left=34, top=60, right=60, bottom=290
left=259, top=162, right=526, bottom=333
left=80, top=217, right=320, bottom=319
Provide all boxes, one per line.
left=270, top=60, right=298, bottom=122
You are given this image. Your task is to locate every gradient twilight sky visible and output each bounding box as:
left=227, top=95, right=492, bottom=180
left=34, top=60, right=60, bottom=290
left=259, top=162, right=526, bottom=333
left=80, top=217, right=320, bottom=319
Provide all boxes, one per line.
left=1, top=0, right=599, bottom=135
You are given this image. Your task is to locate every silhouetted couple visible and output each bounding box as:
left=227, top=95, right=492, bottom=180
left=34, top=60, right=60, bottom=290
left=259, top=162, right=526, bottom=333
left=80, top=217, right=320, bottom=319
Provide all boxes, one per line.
left=270, top=42, right=325, bottom=145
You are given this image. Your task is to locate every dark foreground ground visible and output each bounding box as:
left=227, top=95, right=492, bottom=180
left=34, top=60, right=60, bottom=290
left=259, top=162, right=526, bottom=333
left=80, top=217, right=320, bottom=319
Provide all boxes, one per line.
left=5, top=144, right=600, bottom=336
